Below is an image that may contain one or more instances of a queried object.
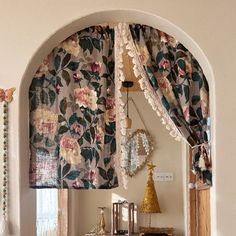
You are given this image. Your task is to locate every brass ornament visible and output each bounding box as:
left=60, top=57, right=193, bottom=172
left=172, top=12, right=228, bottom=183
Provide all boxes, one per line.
left=141, top=162, right=161, bottom=213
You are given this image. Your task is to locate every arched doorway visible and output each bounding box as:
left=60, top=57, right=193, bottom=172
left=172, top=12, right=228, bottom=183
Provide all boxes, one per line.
left=19, top=10, right=215, bottom=236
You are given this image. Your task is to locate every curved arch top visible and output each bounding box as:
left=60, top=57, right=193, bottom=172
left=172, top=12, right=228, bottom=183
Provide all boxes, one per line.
left=20, top=9, right=215, bottom=93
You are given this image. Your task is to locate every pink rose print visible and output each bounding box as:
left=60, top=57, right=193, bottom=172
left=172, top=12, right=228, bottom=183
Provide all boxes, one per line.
left=159, top=31, right=168, bottom=43
left=39, top=121, right=56, bottom=134
left=72, top=180, right=80, bottom=189
left=60, top=136, right=81, bottom=165
left=106, top=98, right=115, bottom=110
left=96, top=127, right=104, bottom=143
left=157, top=77, right=176, bottom=104
left=32, top=108, right=58, bottom=135
left=183, top=106, right=190, bottom=121
left=56, top=84, right=62, bottom=94
left=73, top=73, right=81, bottom=82
left=74, top=86, right=97, bottom=111
left=105, top=109, right=116, bottom=124
left=60, top=34, right=80, bottom=57
left=91, top=62, right=102, bottom=73
left=72, top=124, right=81, bottom=134
left=178, top=66, right=186, bottom=77
left=89, top=170, right=96, bottom=181
left=159, top=59, right=170, bottom=70
left=106, top=87, right=112, bottom=95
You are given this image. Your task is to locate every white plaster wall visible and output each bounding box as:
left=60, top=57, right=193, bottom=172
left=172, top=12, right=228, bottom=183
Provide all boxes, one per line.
left=0, top=0, right=236, bottom=235
left=74, top=92, right=184, bottom=236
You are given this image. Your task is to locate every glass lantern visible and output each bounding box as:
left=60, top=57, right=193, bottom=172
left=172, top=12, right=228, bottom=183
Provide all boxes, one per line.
left=112, top=201, right=135, bottom=235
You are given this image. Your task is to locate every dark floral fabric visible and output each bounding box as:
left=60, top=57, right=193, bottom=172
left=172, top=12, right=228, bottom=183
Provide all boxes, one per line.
left=29, top=26, right=118, bottom=189
left=129, top=24, right=212, bottom=185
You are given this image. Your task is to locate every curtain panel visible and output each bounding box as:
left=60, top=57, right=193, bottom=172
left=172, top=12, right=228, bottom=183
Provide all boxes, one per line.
left=29, top=26, right=118, bottom=189
left=126, top=24, right=212, bottom=185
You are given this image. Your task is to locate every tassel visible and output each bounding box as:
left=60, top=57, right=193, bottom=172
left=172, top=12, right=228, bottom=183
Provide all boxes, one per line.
left=199, top=155, right=207, bottom=171
left=0, top=218, right=9, bottom=236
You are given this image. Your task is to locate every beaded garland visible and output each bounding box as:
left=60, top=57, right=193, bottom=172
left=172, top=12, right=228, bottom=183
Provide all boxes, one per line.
left=0, top=87, right=15, bottom=235
left=2, top=101, right=8, bottom=220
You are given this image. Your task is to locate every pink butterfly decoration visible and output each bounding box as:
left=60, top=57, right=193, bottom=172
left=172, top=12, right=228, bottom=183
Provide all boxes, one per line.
left=0, top=87, right=16, bottom=103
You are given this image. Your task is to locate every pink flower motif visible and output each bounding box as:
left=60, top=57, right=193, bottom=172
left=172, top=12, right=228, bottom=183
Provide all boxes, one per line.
left=96, top=126, right=104, bottom=143
left=178, top=66, right=186, bottom=77
left=89, top=170, right=96, bottom=181
left=73, top=73, right=80, bottom=82
left=139, top=46, right=149, bottom=65
left=91, top=62, right=102, bottom=73
left=56, top=84, right=62, bottom=94
left=105, top=109, right=116, bottom=124
left=60, top=34, right=80, bottom=57
left=60, top=136, right=81, bottom=165
left=106, top=98, right=115, bottom=110
left=61, top=136, right=76, bottom=149
left=182, top=106, right=190, bottom=121
left=159, top=31, right=168, bottom=43
left=167, top=35, right=177, bottom=47
left=158, top=77, right=169, bottom=90
left=159, top=60, right=170, bottom=70
left=106, top=87, right=112, bottom=95
left=157, top=77, right=176, bottom=104
left=32, top=108, right=58, bottom=135
left=72, top=180, right=80, bottom=189
left=72, top=124, right=81, bottom=134
left=96, top=133, right=102, bottom=143
left=74, top=86, right=97, bottom=111
left=39, top=121, right=56, bottom=134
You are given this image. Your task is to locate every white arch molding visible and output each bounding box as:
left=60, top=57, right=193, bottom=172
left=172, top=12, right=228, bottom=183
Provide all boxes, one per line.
left=18, top=9, right=216, bottom=236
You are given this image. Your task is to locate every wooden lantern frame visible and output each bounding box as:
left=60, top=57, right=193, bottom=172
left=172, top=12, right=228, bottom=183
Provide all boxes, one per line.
left=112, top=201, right=135, bottom=235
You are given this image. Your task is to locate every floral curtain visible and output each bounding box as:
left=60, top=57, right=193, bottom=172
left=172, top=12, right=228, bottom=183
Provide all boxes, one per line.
left=29, top=26, right=118, bottom=189
left=126, top=24, right=212, bottom=185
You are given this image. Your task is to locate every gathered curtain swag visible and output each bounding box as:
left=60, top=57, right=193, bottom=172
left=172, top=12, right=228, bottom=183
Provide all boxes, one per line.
left=29, top=23, right=212, bottom=189
left=122, top=23, right=212, bottom=185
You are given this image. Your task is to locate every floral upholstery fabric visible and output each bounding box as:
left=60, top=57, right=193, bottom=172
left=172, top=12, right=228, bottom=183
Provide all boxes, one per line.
left=129, top=24, right=212, bottom=185
left=29, top=26, right=118, bottom=189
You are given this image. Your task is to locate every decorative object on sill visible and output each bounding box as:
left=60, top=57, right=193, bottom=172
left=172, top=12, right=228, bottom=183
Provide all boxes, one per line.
left=123, top=129, right=154, bottom=177
left=140, top=162, right=161, bottom=229
left=0, top=87, right=16, bottom=236
left=87, top=207, right=107, bottom=235
left=97, top=207, right=106, bottom=235
left=112, top=200, right=135, bottom=235
left=122, top=81, right=134, bottom=129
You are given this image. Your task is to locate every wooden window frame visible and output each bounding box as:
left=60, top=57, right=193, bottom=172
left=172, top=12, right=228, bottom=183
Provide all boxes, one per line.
left=58, top=189, right=69, bottom=236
